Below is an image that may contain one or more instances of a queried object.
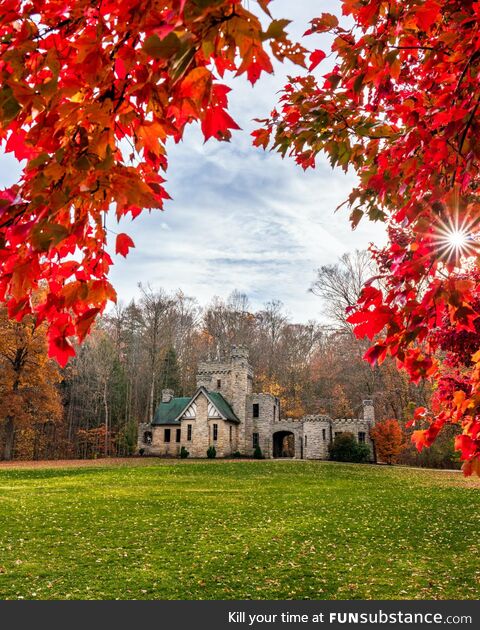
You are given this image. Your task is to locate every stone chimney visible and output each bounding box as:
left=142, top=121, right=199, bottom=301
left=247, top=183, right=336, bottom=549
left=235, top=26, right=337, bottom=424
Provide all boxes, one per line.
left=363, top=399, right=375, bottom=424
left=162, top=389, right=174, bottom=403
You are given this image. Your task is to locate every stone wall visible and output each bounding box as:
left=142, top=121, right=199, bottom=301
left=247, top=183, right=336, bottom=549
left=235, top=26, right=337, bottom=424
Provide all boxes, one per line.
left=302, top=416, right=331, bottom=459
left=331, top=417, right=375, bottom=460
left=137, top=422, right=181, bottom=457
left=180, top=391, right=210, bottom=458
left=246, top=393, right=279, bottom=458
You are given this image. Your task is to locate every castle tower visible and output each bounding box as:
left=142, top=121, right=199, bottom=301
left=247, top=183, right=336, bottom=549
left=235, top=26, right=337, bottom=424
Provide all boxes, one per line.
left=229, top=346, right=253, bottom=453
left=196, top=345, right=253, bottom=453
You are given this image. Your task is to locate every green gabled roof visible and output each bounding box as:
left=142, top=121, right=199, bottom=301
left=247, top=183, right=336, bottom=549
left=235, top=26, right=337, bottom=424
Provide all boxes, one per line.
left=151, top=389, right=240, bottom=425
left=207, top=391, right=240, bottom=424
left=152, top=397, right=191, bottom=426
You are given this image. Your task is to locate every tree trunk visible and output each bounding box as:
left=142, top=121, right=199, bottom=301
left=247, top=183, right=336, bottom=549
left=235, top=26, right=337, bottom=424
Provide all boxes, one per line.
left=3, top=417, right=15, bottom=461
left=104, top=379, right=109, bottom=457
left=148, top=371, right=156, bottom=423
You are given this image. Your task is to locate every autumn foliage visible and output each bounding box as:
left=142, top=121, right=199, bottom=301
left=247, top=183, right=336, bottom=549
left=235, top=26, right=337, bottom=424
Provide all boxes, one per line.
left=256, top=1, right=480, bottom=474
left=2, top=1, right=480, bottom=474
left=370, top=419, right=405, bottom=465
left=0, top=0, right=305, bottom=366
left=0, top=306, right=62, bottom=460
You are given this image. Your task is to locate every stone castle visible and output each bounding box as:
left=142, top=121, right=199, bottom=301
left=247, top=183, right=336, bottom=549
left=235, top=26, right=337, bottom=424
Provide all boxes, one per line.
left=137, top=346, right=375, bottom=459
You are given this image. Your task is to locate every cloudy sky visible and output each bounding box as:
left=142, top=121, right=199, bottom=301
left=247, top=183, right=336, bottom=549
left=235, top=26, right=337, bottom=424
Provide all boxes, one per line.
left=0, top=1, right=386, bottom=322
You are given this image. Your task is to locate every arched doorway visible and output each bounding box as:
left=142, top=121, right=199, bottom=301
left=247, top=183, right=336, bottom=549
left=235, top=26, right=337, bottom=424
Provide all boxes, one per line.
left=273, top=431, right=295, bottom=458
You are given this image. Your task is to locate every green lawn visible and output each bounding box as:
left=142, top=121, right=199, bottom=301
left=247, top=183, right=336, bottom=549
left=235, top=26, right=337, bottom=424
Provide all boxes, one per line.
left=0, top=459, right=479, bottom=600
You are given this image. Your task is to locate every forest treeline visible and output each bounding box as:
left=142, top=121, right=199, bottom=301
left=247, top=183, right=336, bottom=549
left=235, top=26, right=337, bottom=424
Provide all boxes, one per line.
left=0, top=252, right=459, bottom=467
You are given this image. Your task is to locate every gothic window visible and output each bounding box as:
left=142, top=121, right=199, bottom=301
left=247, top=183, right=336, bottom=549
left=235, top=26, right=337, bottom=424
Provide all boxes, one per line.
left=358, top=431, right=366, bottom=443
left=213, top=423, right=218, bottom=441
left=187, top=424, right=192, bottom=441
left=164, top=429, right=171, bottom=443
left=176, top=428, right=181, bottom=443
left=217, top=379, right=222, bottom=389
left=143, top=431, right=152, bottom=445
left=253, top=432, right=259, bottom=448
left=253, top=403, right=259, bottom=418
left=322, top=429, right=326, bottom=441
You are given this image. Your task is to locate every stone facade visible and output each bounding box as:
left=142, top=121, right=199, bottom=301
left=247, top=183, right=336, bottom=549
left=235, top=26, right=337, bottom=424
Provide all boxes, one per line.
left=137, top=346, right=376, bottom=460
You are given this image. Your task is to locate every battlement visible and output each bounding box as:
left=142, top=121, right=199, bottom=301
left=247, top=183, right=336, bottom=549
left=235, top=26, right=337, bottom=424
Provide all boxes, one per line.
left=197, top=362, right=231, bottom=374
left=333, top=417, right=364, bottom=424
left=230, top=345, right=249, bottom=360
left=302, top=415, right=331, bottom=423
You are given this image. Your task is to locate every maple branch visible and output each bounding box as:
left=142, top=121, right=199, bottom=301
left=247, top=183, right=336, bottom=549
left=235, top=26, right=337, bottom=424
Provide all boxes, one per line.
left=388, top=45, right=444, bottom=52
left=458, top=93, right=480, bottom=156
left=33, top=17, right=84, bottom=41
left=337, top=113, right=395, bottom=141
left=455, top=51, right=480, bottom=92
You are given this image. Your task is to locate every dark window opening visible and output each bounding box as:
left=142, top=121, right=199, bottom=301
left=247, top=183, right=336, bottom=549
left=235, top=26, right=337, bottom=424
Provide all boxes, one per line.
left=164, top=429, right=171, bottom=443
left=273, top=406, right=276, bottom=422
left=176, top=428, right=181, bottom=443
left=305, top=435, right=308, bottom=447
left=322, top=428, right=326, bottom=441
left=217, top=379, right=221, bottom=389
left=143, top=431, right=152, bottom=445
left=358, top=431, right=366, bottom=443
left=229, top=425, right=232, bottom=443
left=253, top=432, right=259, bottom=448
left=253, top=403, right=259, bottom=418
left=213, top=423, right=218, bottom=441
left=187, top=424, right=192, bottom=441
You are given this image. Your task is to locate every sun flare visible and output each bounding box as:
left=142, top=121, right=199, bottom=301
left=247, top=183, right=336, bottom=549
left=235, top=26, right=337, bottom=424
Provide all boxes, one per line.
left=433, top=213, right=479, bottom=265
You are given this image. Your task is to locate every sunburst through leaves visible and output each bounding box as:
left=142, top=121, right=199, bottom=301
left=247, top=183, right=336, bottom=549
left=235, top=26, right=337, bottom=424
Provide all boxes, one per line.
left=433, top=213, right=480, bottom=265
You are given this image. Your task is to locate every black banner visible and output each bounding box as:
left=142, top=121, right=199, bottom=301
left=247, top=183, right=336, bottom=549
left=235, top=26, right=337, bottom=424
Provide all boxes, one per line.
left=0, top=600, right=477, bottom=630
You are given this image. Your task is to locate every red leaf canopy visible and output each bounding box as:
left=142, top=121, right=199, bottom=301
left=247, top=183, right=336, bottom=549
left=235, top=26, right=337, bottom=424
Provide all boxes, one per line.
left=0, top=0, right=306, bottom=366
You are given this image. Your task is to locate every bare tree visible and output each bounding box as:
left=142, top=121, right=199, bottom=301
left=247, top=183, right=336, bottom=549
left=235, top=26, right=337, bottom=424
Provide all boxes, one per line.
left=137, top=285, right=175, bottom=422
left=310, top=249, right=375, bottom=330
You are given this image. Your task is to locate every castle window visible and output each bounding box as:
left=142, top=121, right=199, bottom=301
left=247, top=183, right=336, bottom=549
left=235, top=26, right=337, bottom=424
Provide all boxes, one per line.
left=358, top=431, right=366, bottom=443
left=305, top=435, right=308, bottom=448
left=322, top=429, right=326, bottom=441
left=176, top=428, right=181, bottom=443
left=273, top=406, right=276, bottom=422
left=164, top=429, right=171, bottom=443
left=253, top=432, right=259, bottom=448
left=229, top=426, right=232, bottom=443
left=143, top=431, right=152, bottom=445
left=187, top=424, right=192, bottom=441
left=213, top=423, right=218, bottom=441
left=217, top=379, right=221, bottom=389
left=253, top=403, right=259, bottom=418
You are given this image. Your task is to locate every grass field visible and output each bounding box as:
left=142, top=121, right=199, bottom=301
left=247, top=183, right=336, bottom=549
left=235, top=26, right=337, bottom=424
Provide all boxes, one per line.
left=0, top=459, right=479, bottom=600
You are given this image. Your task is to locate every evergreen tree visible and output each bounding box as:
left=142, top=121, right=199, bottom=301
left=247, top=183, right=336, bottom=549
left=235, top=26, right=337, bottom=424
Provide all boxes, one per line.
left=161, top=348, right=182, bottom=395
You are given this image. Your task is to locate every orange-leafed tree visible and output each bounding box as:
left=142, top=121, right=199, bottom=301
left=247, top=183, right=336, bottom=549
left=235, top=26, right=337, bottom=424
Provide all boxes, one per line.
left=331, top=384, right=353, bottom=419
left=0, top=307, right=62, bottom=460
left=370, top=419, right=405, bottom=466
